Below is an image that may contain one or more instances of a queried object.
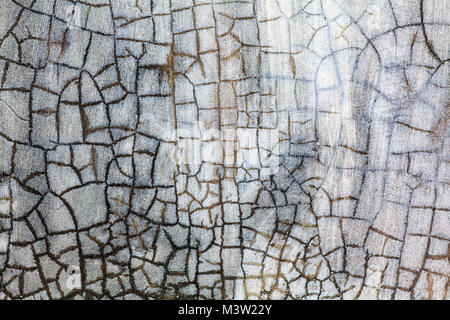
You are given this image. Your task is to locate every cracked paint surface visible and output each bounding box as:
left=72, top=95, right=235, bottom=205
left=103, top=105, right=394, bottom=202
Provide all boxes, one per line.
left=0, top=0, right=448, bottom=300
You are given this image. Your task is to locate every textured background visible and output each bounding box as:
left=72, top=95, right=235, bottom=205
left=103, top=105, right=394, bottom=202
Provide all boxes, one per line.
left=0, top=0, right=448, bottom=300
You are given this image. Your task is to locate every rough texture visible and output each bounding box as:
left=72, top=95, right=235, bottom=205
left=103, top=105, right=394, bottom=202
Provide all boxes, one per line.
left=0, top=0, right=448, bottom=300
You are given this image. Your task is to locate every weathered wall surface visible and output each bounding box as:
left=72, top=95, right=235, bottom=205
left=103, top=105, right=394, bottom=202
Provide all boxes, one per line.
left=0, top=0, right=448, bottom=299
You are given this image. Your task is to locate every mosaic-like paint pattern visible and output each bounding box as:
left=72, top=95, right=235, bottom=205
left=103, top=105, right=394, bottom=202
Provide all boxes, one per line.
left=0, top=0, right=448, bottom=300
